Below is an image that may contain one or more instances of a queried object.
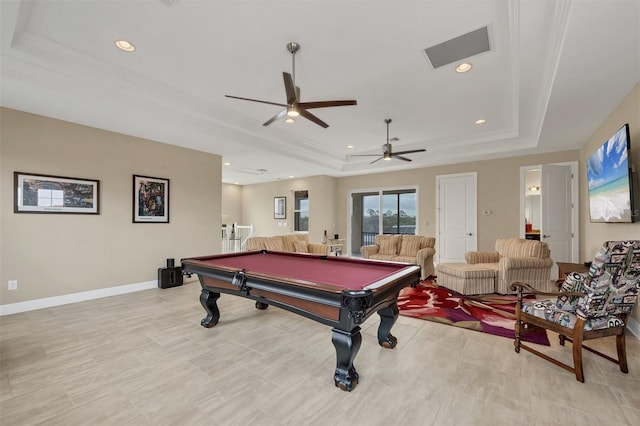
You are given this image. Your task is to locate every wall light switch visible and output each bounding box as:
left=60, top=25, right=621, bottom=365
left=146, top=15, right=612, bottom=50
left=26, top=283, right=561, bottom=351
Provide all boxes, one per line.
left=8, top=280, right=17, bottom=290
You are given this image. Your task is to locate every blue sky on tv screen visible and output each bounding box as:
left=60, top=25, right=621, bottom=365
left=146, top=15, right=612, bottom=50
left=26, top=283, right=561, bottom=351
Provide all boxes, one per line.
left=587, top=126, right=629, bottom=190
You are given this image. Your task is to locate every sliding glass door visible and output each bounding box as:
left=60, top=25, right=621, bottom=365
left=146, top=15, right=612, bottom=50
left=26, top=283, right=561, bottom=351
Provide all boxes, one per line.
left=351, top=188, right=417, bottom=254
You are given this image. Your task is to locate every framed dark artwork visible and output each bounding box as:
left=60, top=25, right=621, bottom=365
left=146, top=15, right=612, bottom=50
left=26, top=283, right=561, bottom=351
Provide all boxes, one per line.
left=14, top=172, right=99, bottom=214
left=133, top=175, right=170, bottom=223
left=274, top=196, right=286, bottom=219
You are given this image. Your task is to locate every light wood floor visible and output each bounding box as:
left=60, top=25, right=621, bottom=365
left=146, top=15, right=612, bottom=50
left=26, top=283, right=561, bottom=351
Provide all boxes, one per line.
left=1, top=280, right=639, bottom=426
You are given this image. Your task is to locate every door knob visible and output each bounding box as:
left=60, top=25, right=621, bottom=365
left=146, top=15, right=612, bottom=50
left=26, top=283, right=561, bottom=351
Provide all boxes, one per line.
left=467, top=233, right=473, bottom=236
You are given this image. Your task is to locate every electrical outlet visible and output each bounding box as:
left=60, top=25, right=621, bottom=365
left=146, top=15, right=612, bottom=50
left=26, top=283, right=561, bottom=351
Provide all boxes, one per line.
left=8, top=280, right=18, bottom=291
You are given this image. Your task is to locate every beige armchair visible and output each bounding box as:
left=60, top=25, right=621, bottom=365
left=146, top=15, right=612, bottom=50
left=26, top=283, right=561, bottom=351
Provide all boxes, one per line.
left=465, top=238, right=554, bottom=294
left=361, top=234, right=435, bottom=280
left=245, top=234, right=330, bottom=255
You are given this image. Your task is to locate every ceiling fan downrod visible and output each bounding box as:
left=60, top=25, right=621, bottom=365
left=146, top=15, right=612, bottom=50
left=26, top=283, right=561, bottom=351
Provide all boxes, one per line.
left=287, top=42, right=300, bottom=87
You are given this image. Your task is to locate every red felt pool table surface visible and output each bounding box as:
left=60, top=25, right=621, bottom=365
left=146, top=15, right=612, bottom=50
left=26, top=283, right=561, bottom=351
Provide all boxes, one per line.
left=192, top=251, right=413, bottom=291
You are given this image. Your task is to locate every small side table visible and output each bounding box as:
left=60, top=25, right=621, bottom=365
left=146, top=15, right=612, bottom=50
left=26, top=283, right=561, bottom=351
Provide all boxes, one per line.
left=555, top=262, right=590, bottom=288
left=327, top=238, right=345, bottom=256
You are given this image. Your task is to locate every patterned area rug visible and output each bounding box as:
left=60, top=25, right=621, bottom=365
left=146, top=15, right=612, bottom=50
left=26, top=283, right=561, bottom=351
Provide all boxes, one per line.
left=397, top=280, right=550, bottom=346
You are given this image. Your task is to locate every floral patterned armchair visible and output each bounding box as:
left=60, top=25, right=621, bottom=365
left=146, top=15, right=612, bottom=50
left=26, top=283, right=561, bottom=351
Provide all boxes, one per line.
left=512, top=240, right=640, bottom=382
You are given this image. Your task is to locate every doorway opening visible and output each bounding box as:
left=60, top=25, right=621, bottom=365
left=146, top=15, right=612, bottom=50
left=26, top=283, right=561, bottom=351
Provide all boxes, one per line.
left=519, top=161, right=579, bottom=265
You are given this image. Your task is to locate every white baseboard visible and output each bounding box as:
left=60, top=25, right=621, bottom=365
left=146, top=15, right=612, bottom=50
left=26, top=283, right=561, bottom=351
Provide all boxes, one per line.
left=0, top=280, right=158, bottom=316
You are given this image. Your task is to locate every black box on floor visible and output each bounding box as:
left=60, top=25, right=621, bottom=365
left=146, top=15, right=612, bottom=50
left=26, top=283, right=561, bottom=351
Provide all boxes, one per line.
left=158, top=266, right=183, bottom=288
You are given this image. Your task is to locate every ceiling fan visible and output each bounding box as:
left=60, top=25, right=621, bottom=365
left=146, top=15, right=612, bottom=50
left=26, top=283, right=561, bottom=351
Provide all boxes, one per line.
left=352, top=119, right=426, bottom=164
left=225, top=42, right=357, bottom=128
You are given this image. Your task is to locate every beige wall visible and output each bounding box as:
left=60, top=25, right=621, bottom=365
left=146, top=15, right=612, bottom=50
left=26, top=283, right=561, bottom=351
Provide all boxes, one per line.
left=580, top=82, right=640, bottom=259
left=241, top=175, right=337, bottom=242
left=0, top=108, right=221, bottom=305
left=221, top=183, right=243, bottom=225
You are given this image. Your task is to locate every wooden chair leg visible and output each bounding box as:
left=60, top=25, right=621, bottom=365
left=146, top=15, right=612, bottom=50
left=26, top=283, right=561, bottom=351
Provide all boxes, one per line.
left=616, top=333, right=629, bottom=374
left=572, top=327, right=585, bottom=383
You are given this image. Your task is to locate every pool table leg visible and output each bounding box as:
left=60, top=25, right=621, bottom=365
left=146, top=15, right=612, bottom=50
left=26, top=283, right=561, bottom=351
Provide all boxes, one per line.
left=331, top=327, right=361, bottom=392
left=199, top=289, right=220, bottom=328
left=377, top=303, right=399, bottom=349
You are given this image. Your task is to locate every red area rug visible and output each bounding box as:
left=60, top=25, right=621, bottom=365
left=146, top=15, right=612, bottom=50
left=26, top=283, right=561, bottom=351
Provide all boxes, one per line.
left=397, top=280, right=550, bottom=346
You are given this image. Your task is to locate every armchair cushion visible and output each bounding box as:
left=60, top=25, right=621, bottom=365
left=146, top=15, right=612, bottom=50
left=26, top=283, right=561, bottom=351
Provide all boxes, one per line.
left=398, top=235, right=423, bottom=256
left=360, top=244, right=379, bottom=258
left=293, top=240, right=308, bottom=253
left=555, top=271, right=588, bottom=312
left=465, top=251, right=499, bottom=264
left=378, top=235, right=401, bottom=255
left=576, top=241, right=639, bottom=319
left=264, top=236, right=285, bottom=252
left=521, top=299, right=624, bottom=331
left=496, top=238, right=549, bottom=258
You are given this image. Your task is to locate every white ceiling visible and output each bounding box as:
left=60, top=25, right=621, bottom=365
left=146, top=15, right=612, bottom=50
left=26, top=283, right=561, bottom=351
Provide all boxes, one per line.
left=1, top=0, right=639, bottom=185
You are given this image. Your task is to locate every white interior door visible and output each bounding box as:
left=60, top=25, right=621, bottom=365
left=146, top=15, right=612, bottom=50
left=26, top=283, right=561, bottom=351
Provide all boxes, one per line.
left=436, top=173, right=477, bottom=263
left=540, top=164, right=573, bottom=263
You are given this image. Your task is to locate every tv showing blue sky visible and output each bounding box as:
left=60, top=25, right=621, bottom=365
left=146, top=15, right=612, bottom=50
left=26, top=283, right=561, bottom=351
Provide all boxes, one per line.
left=587, top=125, right=633, bottom=222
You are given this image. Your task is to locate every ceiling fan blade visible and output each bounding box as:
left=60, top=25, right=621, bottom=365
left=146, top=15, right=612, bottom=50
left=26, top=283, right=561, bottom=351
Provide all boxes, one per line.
left=394, top=155, right=413, bottom=162
left=262, top=109, right=287, bottom=126
left=298, top=100, right=358, bottom=109
left=225, top=95, right=287, bottom=108
left=392, top=149, right=426, bottom=155
left=283, top=72, right=297, bottom=105
left=370, top=157, right=384, bottom=164
left=299, top=109, right=329, bottom=128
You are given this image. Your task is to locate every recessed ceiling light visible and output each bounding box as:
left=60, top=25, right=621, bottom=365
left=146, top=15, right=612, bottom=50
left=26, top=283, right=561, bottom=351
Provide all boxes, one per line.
left=455, top=62, right=472, bottom=73
left=346, top=145, right=354, bottom=149
left=285, top=117, right=295, bottom=124
left=115, top=39, right=135, bottom=52
left=223, top=162, right=231, bottom=166
left=288, top=175, right=294, bottom=178
left=234, top=182, right=240, bottom=185
left=475, top=118, right=487, bottom=125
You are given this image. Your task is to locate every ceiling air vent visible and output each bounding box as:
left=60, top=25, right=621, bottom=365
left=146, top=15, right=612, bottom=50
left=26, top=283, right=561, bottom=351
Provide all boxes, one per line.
left=238, top=168, right=268, bottom=175
left=424, top=26, right=490, bottom=69
left=159, top=0, right=180, bottom=8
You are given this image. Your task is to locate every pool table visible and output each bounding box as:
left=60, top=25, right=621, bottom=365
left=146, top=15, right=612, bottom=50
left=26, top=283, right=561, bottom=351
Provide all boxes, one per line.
left=181, top=250, right=420, bottom=391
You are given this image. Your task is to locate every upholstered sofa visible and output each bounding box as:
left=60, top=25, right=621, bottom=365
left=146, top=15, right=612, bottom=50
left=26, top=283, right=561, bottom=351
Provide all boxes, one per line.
left=438, top=238, right=553, bottom=294
left=360, top=234, right=436, bottom=280
left=245, top=234, right=330, bottom=255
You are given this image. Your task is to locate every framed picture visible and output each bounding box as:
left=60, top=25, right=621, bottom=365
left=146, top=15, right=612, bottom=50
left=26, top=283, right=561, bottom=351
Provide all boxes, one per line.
left=14, top=172, right=99, bottom=214
left=274, top=196, right=286, bottom=219
left=133, top=175, right=170, bottom=223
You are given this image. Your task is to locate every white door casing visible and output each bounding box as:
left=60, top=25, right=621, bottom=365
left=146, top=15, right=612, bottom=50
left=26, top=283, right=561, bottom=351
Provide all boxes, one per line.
left=436, top=173, right=477, bottom=264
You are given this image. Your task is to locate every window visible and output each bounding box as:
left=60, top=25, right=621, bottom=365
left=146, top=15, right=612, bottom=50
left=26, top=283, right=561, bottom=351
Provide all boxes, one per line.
left=354, top=188, right=417, bottom=247
left=294, top=190, right=309, bottom=232
left=382, top=190, right=417, bottom=234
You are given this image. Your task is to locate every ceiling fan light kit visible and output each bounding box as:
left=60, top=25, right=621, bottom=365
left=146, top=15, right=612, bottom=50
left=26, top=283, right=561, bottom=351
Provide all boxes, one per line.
left=225, top=42, right=357, bottom=128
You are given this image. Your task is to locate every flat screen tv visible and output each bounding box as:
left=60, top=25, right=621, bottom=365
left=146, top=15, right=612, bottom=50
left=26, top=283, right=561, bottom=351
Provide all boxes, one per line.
left=587, top=123, right=636, bottom=223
